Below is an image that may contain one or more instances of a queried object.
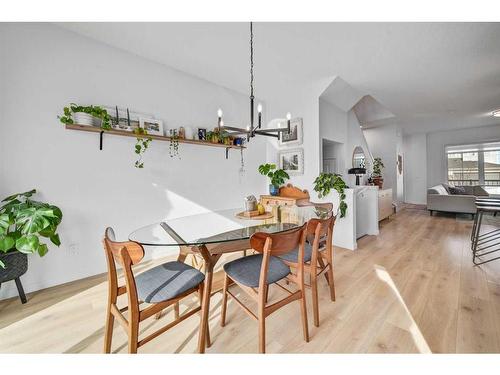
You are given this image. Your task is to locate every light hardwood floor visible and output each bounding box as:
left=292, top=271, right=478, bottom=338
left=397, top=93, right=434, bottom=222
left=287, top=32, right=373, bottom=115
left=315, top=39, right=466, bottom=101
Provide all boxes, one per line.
left=1, top=207, right=500, bottom=353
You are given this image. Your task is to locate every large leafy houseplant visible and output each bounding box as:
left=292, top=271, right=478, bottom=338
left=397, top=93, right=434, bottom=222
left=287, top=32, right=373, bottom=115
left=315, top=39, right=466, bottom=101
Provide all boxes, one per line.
left=313, top=173, right=348, bottom=218
left=371, top=157, right=385, bottom=188
left=58, top=103, right=112, bottom=130
left=0, top=190, right=62, bottom=268
left=372, top=157, right=385, bottom=177
left=258, top=163, right=290, bottom=195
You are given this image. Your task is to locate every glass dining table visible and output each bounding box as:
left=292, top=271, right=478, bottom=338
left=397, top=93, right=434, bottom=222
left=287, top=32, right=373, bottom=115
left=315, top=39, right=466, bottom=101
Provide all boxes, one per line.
left=129, top=205, right=328, bottom=353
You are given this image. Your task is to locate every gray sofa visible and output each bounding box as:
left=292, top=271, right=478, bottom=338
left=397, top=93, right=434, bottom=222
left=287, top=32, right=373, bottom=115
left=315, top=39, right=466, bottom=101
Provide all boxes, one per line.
left=427, top=184, right=489, bottom=215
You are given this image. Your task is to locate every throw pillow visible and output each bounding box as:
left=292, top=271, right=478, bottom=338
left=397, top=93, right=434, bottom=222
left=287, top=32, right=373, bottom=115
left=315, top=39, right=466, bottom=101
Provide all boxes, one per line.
left=449, top=186, right=466, bottom=195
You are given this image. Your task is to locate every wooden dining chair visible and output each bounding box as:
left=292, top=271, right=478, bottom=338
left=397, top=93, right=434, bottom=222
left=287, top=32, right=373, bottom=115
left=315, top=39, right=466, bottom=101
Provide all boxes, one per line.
left=219, top=224, right=309, bottom=353
left=278, top=205, right=336, bottom=327
left=102, top=227, right=209, bottom=353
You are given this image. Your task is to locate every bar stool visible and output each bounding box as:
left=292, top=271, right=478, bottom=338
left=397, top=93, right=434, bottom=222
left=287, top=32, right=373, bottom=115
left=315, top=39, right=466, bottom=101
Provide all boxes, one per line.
left=471, top=197, right=500, bottom=242
left=471, top=199, right=500, bottom=266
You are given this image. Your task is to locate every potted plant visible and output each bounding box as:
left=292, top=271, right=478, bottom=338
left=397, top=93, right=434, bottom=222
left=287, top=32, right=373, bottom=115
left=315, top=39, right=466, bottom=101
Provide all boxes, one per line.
left=58, top=103, right=112, bottom=130
left=258, top=163, right=290, bottom=196
left=372, top=157, right=385, bottom=189
left=0, top=189, right=62, bottom=303
left=313, top=172, right=348, bottom=218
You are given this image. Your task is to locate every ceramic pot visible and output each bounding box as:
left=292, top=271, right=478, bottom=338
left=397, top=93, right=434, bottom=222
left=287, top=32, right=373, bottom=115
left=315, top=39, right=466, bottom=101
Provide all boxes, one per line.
left=73, top=112, right=101, bottom=127
left=269, top=184, right=279, bottom=196
left=373, top=176, right=384, bottom=189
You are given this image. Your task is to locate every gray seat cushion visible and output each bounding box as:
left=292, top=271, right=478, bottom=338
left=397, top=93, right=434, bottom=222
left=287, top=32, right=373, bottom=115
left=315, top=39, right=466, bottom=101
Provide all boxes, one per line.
left=223, top=254, right=290, bottom=287
left=278, top=243, right=313, bottom=263
left=136, top=261, right=205, bottom=303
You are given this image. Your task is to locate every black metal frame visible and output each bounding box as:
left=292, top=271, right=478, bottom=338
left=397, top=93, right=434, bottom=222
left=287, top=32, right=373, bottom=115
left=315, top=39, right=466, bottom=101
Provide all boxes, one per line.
left=216, top=22, right=292, bottom=142
left=471, top=200, right=500, bottom=266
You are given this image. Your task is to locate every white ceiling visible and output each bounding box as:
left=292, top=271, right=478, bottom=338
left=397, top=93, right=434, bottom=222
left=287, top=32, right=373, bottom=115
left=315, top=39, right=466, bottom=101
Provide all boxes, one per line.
left=56, top=22, right=500, bottom=134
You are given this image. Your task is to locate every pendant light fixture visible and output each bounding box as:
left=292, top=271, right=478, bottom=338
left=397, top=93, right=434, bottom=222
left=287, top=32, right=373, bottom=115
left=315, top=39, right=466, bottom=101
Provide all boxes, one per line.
left=216, top=22, right=292, bottom=141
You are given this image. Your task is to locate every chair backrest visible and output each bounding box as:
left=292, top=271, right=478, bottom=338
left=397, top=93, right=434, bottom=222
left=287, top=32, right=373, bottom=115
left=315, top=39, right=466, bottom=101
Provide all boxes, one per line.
left=306, top=214, right=335, bottom=250
left=250, top=224, right=307, bottom=257
left=103, top=227, right=145, bottom=309
left=250, top=224, right=307, bottom=291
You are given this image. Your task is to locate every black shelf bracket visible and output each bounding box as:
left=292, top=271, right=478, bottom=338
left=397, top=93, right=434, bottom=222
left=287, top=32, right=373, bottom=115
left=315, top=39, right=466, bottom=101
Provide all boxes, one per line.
left=99, top=131, right=104, bottom=150
left=225, top=147, right=230, bottom=159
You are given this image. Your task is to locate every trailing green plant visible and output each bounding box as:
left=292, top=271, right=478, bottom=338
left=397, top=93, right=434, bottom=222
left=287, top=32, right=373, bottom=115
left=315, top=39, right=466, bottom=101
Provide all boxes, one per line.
left=372, top=157, right=385, bottom=177
left=313, top=172, right=348, bottom=218
left=0, top=189, right=62, bottom=268
left=169, top=129, right=180, bottom=158
left=133, top=128, right=152, bottom=168
left=58, top=103, right=112, bottom=130
left=258, top=163, right=290, bottom=187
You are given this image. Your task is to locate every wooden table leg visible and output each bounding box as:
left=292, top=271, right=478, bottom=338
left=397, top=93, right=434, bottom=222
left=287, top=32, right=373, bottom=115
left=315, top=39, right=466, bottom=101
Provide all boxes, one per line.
left=197, top=246, right=221, bottom=354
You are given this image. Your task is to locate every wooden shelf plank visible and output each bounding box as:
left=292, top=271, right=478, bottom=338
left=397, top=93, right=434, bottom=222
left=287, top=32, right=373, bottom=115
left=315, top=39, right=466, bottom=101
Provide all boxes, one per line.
left=65, top=124, right=246, bottom=150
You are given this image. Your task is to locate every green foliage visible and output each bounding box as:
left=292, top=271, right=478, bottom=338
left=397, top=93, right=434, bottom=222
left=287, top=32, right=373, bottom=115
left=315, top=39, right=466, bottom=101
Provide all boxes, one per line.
left=313, top=173, right=348, bottom=218
left=169, top=130, right=180, bottom=158
left=58, top=103, right=112, bottom=130
left=372, top=157, right=385, bottom=177
left=133, top=127, right=153, bottom=168
left=0, top=190, right=62, bottom=268
left=258, top=163, right=290, bottom=187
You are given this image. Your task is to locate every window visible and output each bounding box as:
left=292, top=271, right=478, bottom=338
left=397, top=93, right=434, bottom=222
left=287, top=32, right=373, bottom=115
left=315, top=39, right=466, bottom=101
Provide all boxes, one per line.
left=446, top=142, right=500, bottom=194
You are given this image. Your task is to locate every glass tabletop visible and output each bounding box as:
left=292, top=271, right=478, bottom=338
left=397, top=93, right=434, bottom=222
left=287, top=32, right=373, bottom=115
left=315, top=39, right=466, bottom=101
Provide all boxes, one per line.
left=129, top=206, right=329, bottom=247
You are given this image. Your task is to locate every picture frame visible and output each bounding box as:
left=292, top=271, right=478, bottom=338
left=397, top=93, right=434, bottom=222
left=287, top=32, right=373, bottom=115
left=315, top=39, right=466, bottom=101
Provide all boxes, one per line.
left=197, top=128, right=207, bottom=141
left=279, top=117, right=303, bottom=147
left=140, top=118, right=163, bottom=136
left=279, top=148, right=304, bottom=175
left=106, top=107, right=149, bottom=132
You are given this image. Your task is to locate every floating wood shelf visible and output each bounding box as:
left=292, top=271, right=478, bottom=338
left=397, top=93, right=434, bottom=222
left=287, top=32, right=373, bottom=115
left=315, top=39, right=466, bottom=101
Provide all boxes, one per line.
left=65, top=124, right=246, bottom=151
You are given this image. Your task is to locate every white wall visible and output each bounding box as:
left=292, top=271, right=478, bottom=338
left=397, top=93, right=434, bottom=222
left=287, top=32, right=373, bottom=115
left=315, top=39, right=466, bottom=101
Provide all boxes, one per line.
left=317, top=99, right=374, bottom=250
left=403, top=133, right=427, bottom=204
left=363, top=124, right=402, bottom=201
left=426, top=123, right=500, bottom=188
left=319, top=99, right=372, bottom=185
left=0, top=23, right=267, bottom=300
left=345, top=110, right=373, bottom=186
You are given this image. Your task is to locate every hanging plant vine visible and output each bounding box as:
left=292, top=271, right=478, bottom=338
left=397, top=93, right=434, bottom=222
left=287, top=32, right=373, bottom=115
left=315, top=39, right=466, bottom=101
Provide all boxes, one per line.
left=313, top=172, right=348, bottom=218
left=133, top=128, right=152, bottom=168
left=169, top=129, right=180, bottom=158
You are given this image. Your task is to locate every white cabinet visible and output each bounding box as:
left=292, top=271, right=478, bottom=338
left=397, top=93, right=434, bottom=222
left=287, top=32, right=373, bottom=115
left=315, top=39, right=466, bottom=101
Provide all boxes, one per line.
left=378, top=188, right=393, bottom=221
left=355, top=186, right=379, bottom=239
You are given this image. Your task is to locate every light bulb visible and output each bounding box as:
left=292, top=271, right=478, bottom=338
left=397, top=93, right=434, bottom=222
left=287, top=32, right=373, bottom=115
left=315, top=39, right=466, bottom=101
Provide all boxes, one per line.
left=246, top=125, right=250, bottom=131
left=257, top=103, right=262, bottom=113
left=217, top=108, right=223, bottom=117
left=220, top=120, right=224, bottom=127
left=286, top=112, right=291, bottom=120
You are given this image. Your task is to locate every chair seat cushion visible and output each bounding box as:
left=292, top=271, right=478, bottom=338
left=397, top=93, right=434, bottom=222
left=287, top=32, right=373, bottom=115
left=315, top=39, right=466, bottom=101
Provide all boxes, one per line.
left=136, top=261, right=205, bottom=303
left=223, top=254, right=290, bottom=287
left=278, top=242, right=313, bottom=263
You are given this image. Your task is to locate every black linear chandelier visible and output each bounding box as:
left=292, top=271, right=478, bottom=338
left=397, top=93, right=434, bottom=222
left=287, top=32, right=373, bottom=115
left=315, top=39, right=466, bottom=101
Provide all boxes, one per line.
left=216, top=22, right=292, bottom=141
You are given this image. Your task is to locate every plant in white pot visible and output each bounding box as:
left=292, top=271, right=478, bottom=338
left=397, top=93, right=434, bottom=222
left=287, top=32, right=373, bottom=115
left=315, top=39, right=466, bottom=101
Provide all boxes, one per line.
left=58, top=103, right=112, bottom=129
left=0, top=189, right=62, bottom=303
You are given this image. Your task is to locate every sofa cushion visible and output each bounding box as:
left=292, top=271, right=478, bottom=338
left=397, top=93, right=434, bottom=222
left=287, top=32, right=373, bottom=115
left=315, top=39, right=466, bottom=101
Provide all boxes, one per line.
left=442, top=183, right=453, bottom=193
left=428, top=185, right=449, bottom=195
left=449, top=186, right=466, bottom=195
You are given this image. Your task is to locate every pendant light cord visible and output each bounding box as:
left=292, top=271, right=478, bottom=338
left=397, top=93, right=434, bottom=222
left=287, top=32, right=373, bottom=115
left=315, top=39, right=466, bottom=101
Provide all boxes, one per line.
left=250, top=22, right=254, bottom=99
